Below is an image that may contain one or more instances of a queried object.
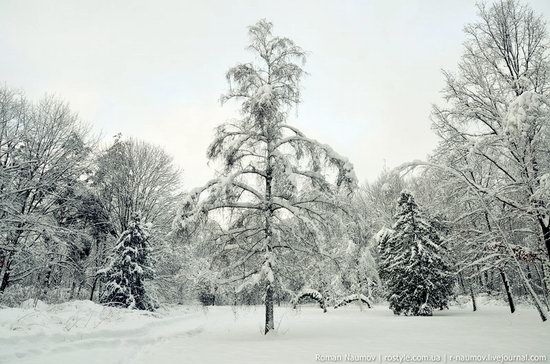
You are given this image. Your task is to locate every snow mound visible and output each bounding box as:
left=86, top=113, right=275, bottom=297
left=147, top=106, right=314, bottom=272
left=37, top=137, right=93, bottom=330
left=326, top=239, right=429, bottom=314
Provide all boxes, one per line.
left=1, top=304, right=549, bottom=364
left=0, top=301, right=200, bottom=363
left=0, top=299, right=162, bottom=340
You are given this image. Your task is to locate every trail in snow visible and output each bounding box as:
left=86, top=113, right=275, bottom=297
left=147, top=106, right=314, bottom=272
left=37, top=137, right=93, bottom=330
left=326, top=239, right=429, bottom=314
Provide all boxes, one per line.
left=1, top=301, right=549, bottom=364
left=1, top=302, right=208, bottom=364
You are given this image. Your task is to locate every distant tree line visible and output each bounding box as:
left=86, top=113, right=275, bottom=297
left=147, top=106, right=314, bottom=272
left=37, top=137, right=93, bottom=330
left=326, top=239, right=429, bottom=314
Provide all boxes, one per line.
left=0, top=91, right=183, bottom=306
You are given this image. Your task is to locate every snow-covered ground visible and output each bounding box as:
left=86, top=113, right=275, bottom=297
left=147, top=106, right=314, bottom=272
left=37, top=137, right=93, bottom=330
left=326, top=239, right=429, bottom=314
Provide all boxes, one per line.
left=1, top=300, right=549, bottom=364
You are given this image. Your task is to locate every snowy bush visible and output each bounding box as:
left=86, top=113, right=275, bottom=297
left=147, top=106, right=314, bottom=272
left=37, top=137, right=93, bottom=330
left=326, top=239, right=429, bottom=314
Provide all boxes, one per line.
left=334, top=294, right=372, bottom=309
left=0, top=284, right=36, bottom=308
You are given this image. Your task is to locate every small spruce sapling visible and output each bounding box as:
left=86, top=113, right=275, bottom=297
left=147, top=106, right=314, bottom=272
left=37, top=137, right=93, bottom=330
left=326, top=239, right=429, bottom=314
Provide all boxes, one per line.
left=99, top=212, right=157, bottom=311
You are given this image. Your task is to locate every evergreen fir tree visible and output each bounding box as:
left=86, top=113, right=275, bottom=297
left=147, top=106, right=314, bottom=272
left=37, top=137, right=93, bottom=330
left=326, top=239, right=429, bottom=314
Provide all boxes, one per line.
left=99, top=212, right=157, bottom=311
left=378, top=191, right=455, bottom=316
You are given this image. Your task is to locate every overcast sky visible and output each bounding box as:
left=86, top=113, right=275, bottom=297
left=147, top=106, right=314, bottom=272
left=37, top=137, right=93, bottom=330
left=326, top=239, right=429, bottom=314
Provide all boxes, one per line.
left=1, top=0, right=549, bottom=189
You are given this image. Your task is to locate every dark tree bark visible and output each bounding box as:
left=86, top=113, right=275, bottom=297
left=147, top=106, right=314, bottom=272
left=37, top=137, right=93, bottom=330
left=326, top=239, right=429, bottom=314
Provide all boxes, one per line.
left=40, top=263, right=53, bottom=300
left=469, top=284, right=477, bottom=312
left=500, top=269, right=515, bottom=314
left=69, top=280, right=76, bottom=300
left=458, top=272, right=467, bottom=295
left=263, top=135, right=275, bottom=334
left=0, top=259, right=10, bottom=292
left=533, top=263, right=550, bottom=310
left=264, top=284, right=274, bottom=334
left=89, top=276, right=99, bottom=301
left=540, top=221, right=550, bottom=262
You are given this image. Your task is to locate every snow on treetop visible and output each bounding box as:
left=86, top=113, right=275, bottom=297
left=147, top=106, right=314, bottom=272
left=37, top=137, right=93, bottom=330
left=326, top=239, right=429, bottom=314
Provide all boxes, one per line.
left=255, top=84, right=274, bottom=104
left=505, top=91, right=546, bottom=135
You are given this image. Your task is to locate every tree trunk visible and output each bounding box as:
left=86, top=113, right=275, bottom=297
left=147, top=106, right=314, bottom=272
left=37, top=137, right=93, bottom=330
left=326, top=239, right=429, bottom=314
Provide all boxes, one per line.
left=476, top=266, right=484, bottom=289
left=516, top=266, right=547, bottom=322
left=41, top=263, right=53, bottom=301
left=263, top=134, right=275, bottom=334
left=90, top=276, right=99, bottom=301
left=77, top=279, right=84, bottom=299
left=539, top=219, right=550, bottom=262
left=264, top=284, right=274, bottom=334
left=483, top=271, right=490, bottom=293
left=69, top=280, right=76, bottom=300
left=536, top=263, right=550, bottom=310
left=0, top=253, right=11, bottom=292
left=458, top=272, right=467, bottom=295
left=488, top=208, right=546, bottom=320
left=499, top=269, right=515, bottom=314
left=469, top=283, right=477, bottom=312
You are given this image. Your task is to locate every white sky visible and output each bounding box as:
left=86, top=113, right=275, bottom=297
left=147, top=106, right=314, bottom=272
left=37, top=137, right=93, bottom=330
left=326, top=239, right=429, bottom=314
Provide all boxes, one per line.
left=1, top=0, right=549, bottom=189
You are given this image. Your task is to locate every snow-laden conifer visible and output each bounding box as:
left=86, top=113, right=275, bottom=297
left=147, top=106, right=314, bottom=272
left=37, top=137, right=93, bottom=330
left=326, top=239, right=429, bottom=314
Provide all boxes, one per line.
left=99, top=212, right=157, bottom=311
left=379, top=191, right=455, bottom=316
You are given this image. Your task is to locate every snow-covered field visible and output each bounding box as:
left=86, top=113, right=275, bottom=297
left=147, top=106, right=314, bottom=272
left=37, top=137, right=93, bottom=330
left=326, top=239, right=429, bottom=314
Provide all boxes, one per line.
left=1, top=300, right=549, bottom=364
